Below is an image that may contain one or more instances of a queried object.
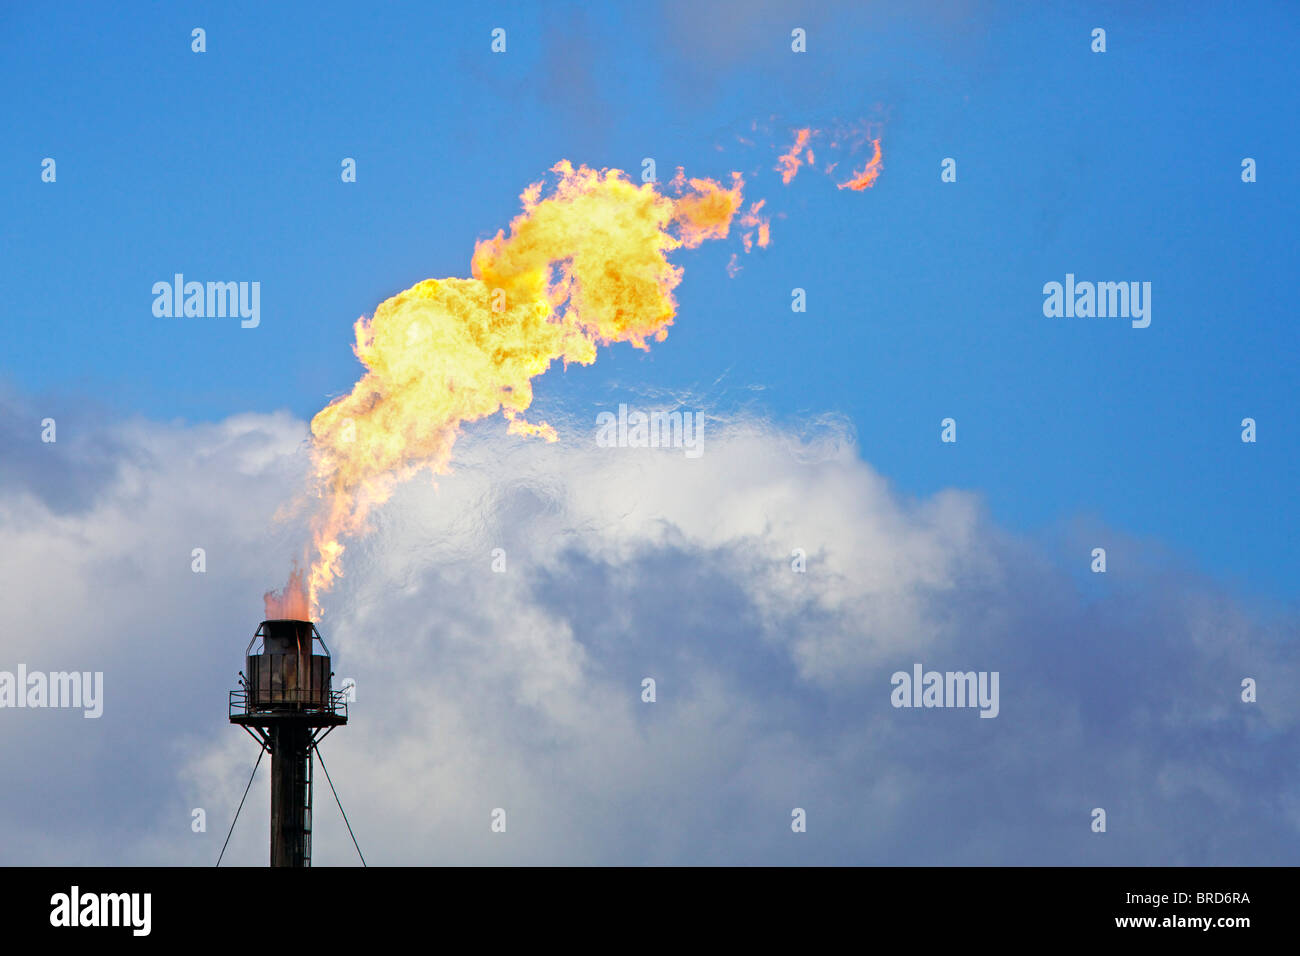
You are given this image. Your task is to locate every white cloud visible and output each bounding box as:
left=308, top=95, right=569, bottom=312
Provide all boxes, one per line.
left=0, top=403, right=1296, bottom=865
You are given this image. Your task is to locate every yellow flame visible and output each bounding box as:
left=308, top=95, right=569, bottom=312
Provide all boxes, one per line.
left=293, top=160, right=750, bottom=615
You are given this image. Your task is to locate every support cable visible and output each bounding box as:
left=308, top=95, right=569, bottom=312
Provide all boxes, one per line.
left=313, top=742, right=367, bottom=867
left=216, top=744, right=265, bottom=867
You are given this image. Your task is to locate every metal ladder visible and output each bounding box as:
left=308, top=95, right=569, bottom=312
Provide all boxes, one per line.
left=301, top=744, right=314, bottom=867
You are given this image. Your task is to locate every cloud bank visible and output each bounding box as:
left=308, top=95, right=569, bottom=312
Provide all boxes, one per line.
left=0, top=394, right=1295, bottom=865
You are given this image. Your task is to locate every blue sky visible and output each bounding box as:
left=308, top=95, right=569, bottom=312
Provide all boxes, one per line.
left=1, top=1, right=1298, bottom=867
left=6, top=2, right=1296, bottom=602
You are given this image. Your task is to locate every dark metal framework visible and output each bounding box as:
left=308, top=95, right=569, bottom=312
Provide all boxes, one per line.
left=230, top=620, right=348, bottom=867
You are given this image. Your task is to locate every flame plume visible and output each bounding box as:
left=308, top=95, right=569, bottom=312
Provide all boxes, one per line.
left=276, top=160, right=751, bottom=617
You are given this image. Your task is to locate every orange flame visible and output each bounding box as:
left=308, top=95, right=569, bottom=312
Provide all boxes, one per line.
left=771, top=125, right=882, bottom=191
left=290, top=160, right=750, bottom=615
left=740, top=200, right=771, bottom=253
left=776, top=128, right=814, bottom=184
left=837, top=138, right=883, bottom=191
left=669, top=169, right=746, bottom=247
left=264, top=563, right=310, bottom=620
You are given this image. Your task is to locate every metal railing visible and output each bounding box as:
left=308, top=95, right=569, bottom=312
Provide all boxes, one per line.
left=229, top=688, right=349, bottom=720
